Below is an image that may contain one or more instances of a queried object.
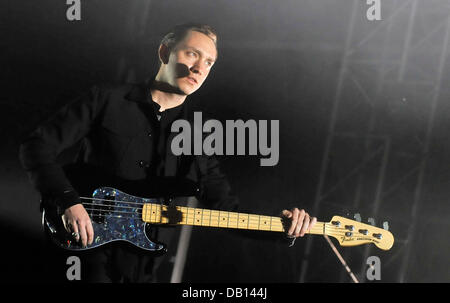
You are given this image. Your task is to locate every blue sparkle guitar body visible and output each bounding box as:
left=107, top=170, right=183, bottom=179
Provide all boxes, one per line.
left=42, top=164, right=198, bottom=252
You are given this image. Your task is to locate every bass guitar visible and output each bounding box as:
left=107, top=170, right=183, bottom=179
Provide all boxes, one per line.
left=42, top=164, right=394, bottom=252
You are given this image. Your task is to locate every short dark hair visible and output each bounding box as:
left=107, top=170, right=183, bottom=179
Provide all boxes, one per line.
left=160, top=23, right=218, bottom=53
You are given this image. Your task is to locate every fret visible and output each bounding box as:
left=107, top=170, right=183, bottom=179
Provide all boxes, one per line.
left=151, top=203, right=154, bottom=222
left=193, top=208, right=203, bottom=226
left=186, top=207, right=195, bottom=225
left=248, top=214, right=260, bottom=230
left=142, top=203, right=318, bottom=235
left=271, top=217, right=284, bottom=232
left=179, top=206, right=187, bottom=224
left=259, top=216, right=272, bottom=231
left=161, top=205, right=168, bottom=224
left=218, top=211, right=228, bottom=228
left=237, top=213, right=247, bottom=229
left=202, top=209, right=211, bottom=226
left=209, top=208, right=212, bottom=227
left=228, top=212, right=238, bottom=229
left=210, top=210, right=220, bottom=227
left=146, top=203, right=159, bottom=223
left=158, top=204, right=163, bottom=223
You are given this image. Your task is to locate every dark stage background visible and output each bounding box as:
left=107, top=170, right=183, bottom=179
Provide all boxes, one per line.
left=1, top=0, right=450, bottom=283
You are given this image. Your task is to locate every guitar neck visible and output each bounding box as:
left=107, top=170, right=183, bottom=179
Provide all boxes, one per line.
left=141, top=203, right=326, bottom=235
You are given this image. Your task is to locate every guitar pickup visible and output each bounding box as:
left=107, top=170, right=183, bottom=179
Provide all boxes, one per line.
left=91, top=192, right=116, bottom=224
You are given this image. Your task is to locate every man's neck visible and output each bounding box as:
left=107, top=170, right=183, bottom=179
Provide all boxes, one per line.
left=150, top=79, right=187, bottom=112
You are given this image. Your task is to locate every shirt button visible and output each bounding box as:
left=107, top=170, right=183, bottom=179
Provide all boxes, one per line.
left=147, top=132, right=152, bottom=137
left=139, top=160, right=149, bottom=168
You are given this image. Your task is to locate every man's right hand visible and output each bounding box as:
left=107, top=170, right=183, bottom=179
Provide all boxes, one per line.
left=62, top=203, right=94, bottom=247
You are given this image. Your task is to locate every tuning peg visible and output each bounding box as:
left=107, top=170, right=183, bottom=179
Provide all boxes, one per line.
left=382, top=221, right=389, bottom=231
left=353, top=213, right=362, bottom=222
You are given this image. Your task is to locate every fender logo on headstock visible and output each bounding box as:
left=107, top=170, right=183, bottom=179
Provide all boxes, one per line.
left=340, top=236, right=355, bottom=243
left=340, top=236, right=380, bottom=244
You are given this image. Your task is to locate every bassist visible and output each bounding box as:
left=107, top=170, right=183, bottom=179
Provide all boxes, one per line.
left=19, top=23, right=317, bottom=283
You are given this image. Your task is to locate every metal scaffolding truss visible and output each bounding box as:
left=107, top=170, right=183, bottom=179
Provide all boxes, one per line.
left=299, top=0, right=450, bottom=282
left=111, top=0, right=450, bottom=282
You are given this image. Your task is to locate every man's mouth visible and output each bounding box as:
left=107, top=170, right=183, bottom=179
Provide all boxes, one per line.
left=186, top=76, right=198, bottom=85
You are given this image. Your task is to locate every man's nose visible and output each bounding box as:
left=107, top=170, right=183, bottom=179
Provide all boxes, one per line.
left=190, top=61, right=204, bottom=75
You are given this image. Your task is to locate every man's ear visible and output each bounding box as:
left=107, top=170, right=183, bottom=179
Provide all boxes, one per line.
left=158, top=44, right=171, bottom=65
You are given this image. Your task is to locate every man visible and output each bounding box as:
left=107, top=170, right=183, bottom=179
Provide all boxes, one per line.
left=19, top=23, right=316, bottom=282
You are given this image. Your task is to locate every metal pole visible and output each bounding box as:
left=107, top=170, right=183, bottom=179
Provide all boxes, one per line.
left=399, top=14, right=450, bottom=283
left=170, top=197, right=198, bottom=283
left=398, top=0, right=418, bottom=82
left=298, top=0, right=359, bottom=283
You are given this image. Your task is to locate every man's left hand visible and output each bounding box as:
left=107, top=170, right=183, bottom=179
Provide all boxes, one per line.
left=281, top=208, right=317, bottom=237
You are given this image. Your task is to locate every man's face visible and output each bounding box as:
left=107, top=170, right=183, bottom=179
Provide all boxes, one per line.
left=160, top=30, right=217, bottom=95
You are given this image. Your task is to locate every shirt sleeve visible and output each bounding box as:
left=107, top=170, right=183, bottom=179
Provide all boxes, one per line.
left=19, top=85, right=107, bottom=214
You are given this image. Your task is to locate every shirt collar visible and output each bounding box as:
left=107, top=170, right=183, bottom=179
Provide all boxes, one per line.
left=125, top=77, right=188, bottom=112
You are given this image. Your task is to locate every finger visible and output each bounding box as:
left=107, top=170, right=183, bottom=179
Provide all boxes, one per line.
left=62, top=216, right=70, bottom=233
left=78, top=220, right=88, bottom=247
left=86, top=218, right=94, bottom=245
left=282, top=209, right=292, bottom=218
left=300, top=213, right=310, bottom=237
left=282, top=209, right=293, bottom=234
left=288, top=208, right=299, bottom=235
left=309, top=217, right=317, bottom=231
left=294, top=209, right=306, bottom=236
left=71, top=220, right=80, bottom=242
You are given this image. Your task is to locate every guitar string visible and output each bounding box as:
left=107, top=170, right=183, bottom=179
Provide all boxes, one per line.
left=80, top=209, right=355, bottom=236
left=80, top=196, right=358, bottom=231
left=80, top=196, right=155, bottom=206
left=83, top=207, right=140, bottom=216
left=80, top=198, right=378, bottom=231
left=75, top=213, right=362, bottom=237
left=79, top=199, right=377, bottom=235
left=80, top=217, right=354, bottom=237
left=83, top=209, right=367, bottom=234
left=81, top=202, right=141, bottom=210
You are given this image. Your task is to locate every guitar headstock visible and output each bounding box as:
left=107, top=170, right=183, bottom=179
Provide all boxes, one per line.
left=326, top=216, right=394, bottom=250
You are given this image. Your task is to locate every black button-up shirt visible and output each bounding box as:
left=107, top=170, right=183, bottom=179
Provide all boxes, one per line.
left=19, top=79, right=238, bottom=213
